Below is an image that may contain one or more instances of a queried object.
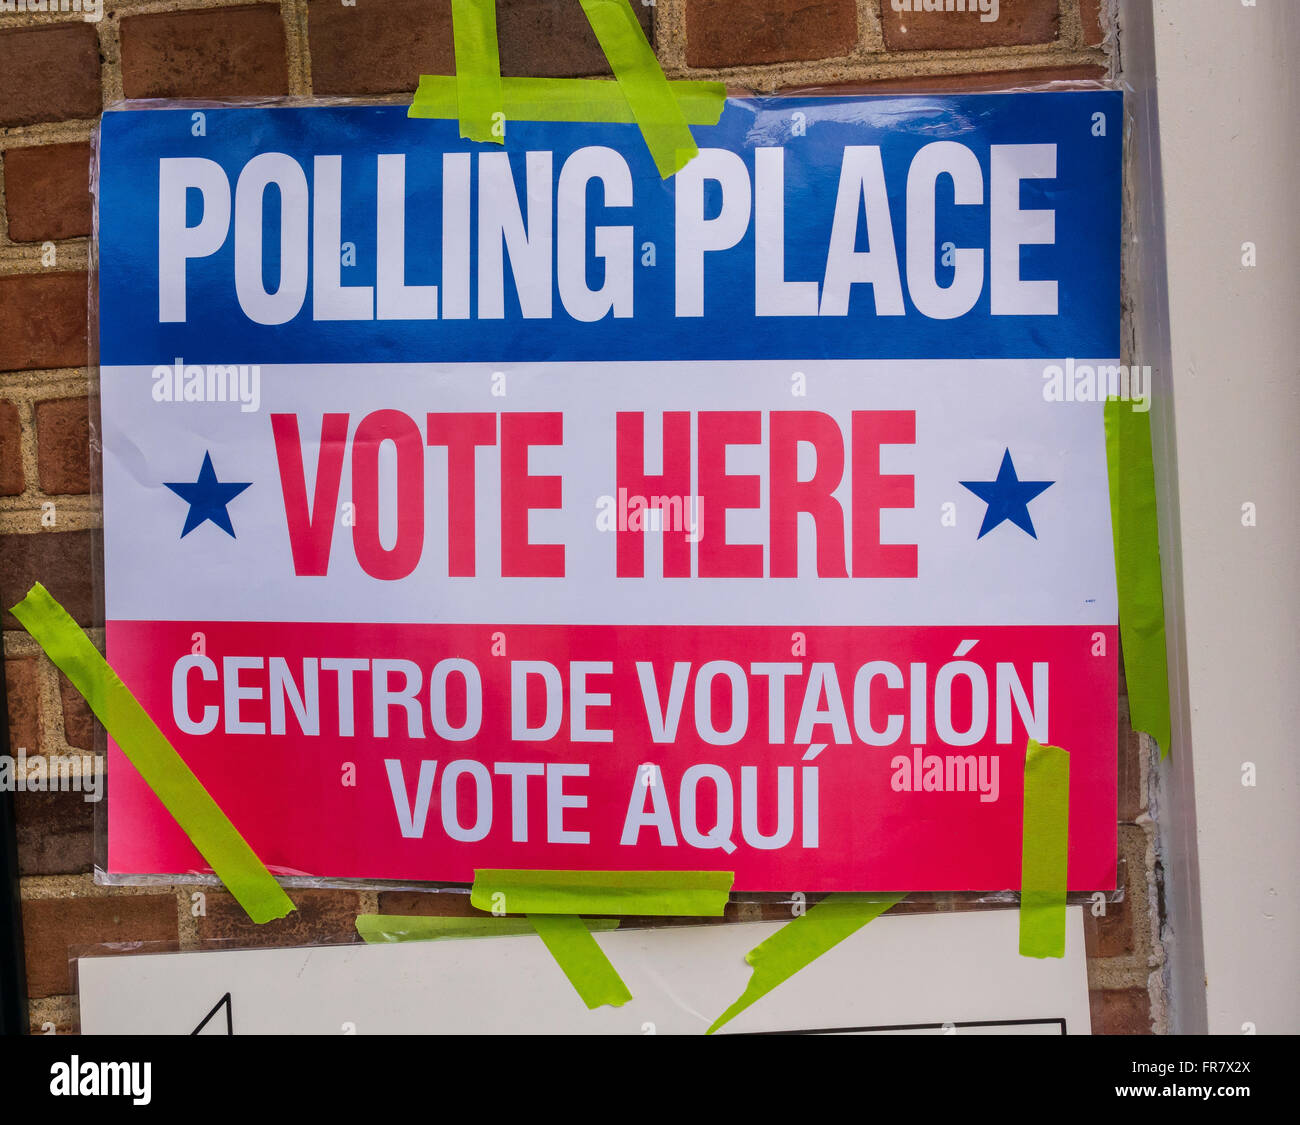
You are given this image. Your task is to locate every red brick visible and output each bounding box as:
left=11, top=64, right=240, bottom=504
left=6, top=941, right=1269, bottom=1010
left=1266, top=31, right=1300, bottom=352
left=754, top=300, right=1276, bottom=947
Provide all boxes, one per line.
left=60, top=672, right=100, bottom=753
left=0, top=401, right=23, bottom=496
left=4, top=656, right=43, bottom=756
left=0, top=529, right=97, bottom=630
left=1083, top=889, right=1134, bottom=958
left=120, top=4, right=289, bottom=100
left=308, top=0, right=652, bottom=95
left=1118, top=697, right=1144, bottom=822
left=307, top=0, right=452, bottom=95
left=22, top=894, right=179, bottom=998
left=3, top=143, right=93, bottom=244
left=35, top=397, right=94, bottom=496
left=686, top=0, right=858, bottom=68
left=497, top=0, right=652, bottom=79
left=882, top=0, right=1059, bottom=52
left=1089, top=987, right=1152, bottom=1034
left=0, top=24, right=101, bottom=129
left=807, top=64, right=1107, bottom=93
left=620, top=899, right=796, bottom=928
left=194, top=888, right=362, bottom=948
left=1080, top=0, right=1107, bottom=47
left=0, top=273, right=88, bottom=373
left=15, top=789, right=95, bottom=877
left=374, top=889, right=796, bottom=929
left=376, top=890, right=480, bottom=918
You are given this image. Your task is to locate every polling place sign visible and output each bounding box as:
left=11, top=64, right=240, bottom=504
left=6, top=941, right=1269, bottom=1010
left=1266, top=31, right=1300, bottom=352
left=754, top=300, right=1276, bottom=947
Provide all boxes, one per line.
left=96, top=93, right=1121, bottom=889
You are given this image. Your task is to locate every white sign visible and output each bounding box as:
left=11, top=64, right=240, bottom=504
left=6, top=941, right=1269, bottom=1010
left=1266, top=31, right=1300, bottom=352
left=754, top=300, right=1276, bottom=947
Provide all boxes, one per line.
left=78, top=907, right=1090, bottom=1035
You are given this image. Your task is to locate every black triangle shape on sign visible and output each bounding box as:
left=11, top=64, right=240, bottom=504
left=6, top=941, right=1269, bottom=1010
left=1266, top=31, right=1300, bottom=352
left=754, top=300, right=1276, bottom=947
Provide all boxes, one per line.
left=191, top=992, right=233, bottom=1035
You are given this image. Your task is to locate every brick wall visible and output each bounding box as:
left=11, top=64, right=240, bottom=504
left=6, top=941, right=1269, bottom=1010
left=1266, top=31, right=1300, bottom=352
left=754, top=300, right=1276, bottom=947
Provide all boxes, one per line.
left=0, top=0, right=1157, bottom=1036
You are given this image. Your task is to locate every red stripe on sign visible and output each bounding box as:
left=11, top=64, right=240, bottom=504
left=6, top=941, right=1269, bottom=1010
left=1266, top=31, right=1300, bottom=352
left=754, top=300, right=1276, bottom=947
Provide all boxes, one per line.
left=105, top=620, right=1116, bottom=891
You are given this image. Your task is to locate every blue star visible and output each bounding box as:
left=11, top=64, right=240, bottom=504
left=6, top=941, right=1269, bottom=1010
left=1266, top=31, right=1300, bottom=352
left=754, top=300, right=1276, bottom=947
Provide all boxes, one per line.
left=165, top=452, right=251, bottom=539
left=960, top=449, right=1054, bottom=540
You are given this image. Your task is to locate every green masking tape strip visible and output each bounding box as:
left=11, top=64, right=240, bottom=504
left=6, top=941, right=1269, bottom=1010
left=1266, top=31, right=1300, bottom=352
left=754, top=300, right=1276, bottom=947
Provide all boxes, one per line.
left=410, top=75, right=726, bottom=126
left=579, top=0, right=699, bottom=178
left=470, top=869, right=734, bottom=916
left=706, top=892, right=907, bottom=1035
left=355, top=914, right=619, bottom=944
left=450, top=0, right=503, bottom=144
left=1105, top=397, right=1172, bottom=757
left=8, top=583, right=294, bottom=925
left=527, top=913, right=633, bottom=1009
left=1019, top=739, right=1070, bottom=959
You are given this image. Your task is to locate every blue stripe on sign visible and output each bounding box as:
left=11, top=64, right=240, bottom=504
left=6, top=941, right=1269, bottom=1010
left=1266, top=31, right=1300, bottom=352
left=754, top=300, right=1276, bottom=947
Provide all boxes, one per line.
left=97, top=93, right=1121, bottom=366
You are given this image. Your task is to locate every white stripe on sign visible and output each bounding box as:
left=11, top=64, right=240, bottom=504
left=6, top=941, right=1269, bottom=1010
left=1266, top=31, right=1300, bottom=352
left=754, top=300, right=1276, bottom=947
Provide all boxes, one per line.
left=101, top=358, right=1117, bottom=627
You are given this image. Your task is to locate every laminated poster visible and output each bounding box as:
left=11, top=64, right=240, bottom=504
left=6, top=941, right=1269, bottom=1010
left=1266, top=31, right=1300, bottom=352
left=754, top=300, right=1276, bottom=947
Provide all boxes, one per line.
left=96, top=93, right=1122, bottom=889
